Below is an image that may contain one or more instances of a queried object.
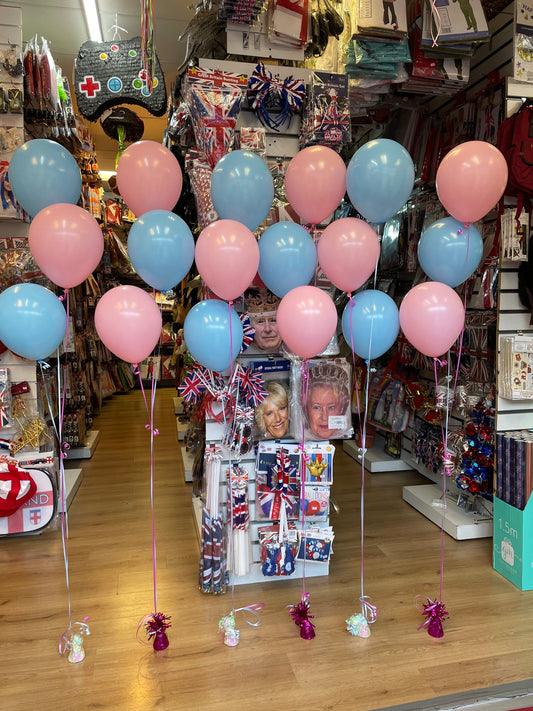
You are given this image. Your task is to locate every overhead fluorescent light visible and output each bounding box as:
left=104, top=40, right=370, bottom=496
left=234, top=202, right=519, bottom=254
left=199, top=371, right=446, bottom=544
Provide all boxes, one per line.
left=82, top=0, right=103, bottom=42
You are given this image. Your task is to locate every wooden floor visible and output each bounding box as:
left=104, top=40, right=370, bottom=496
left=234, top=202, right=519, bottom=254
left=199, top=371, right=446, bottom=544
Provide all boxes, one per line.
left=2, top=387, right=533, bottom=711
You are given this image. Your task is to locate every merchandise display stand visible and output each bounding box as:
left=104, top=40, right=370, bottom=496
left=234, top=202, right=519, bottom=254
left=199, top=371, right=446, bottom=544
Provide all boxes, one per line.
left=195, top=418, right=330, bottom=586
left=181, top=446, right=195, bottom=483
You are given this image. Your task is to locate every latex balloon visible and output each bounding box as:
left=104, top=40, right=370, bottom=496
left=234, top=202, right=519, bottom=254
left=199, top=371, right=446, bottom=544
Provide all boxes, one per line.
left=0, top=283, right=67, bottom=361
left=418, top=218, right=483, bottom=287
left=28, top=203, right=104, bottom=289
left=183, top=299, right=243, bottom=372
left=258, top=222, right=317, bottom=297
left=346, top=139, right=415, bottom=224
left=211, top=150, right=274, bottom=231
left=399, top=282, right=465, bottom=358
left=195, top=219, right=259, bottom=301
left=116, top=140, right=182, bottom=216
left=284, top=146, right=346, bottom=225
left=127, top=210, right=195, bottom=291
left=277, top=286, right=337, bottom=359
left=318, top=218, right=380, bottom=293
left=436, top=141, right=508, bottom=223
left=94, top=286, right=162, bottom=364
left=342, top=290, right=399, bottom=360
left=8, top=139, right=82, bottom=217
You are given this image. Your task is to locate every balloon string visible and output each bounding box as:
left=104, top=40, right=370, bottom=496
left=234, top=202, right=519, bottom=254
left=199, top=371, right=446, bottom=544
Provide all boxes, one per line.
left=313, top=226, right=318, bottom=287
left=149, top=354, right=159, bottom=613
left=299, top=359, right=310, bottom=599
left=430, top=0, right=442, bottom=46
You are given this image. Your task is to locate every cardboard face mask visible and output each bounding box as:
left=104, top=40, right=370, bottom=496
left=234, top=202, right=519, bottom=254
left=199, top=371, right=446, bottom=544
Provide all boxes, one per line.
left=74, top=37, right=167, bottom=121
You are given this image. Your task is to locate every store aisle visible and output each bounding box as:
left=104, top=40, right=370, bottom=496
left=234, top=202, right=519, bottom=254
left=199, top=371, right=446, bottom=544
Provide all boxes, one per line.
left=2, top=388, right=533, bottom=711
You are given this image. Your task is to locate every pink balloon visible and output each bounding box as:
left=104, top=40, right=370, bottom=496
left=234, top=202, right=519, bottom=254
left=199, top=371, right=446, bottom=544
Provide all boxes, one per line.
left=94, top=285, right=162, bottom=364
left=29, top=203, right=103, bottom=289
left=318, top=218, right=380, bottom=293
left=277, top=286, right=338, bottom=359
left=195, top=219, right=260, bottom=301
left=285, top=146, right=346, bottom=225
left=399, top=282, right=465, bottom=358
left=116, top=140, right=183, bottom=217
left=436, top=141, right=508, bottom=223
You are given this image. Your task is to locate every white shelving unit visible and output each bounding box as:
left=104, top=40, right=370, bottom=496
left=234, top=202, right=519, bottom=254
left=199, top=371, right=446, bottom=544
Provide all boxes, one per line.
left=60, top=468, right=83, bottom=512
left=181, top=446, right=194, bottom=483
left=68, top=429, right=100, bottom=459
left=343, top=437, right=413, bottom=473
left=403, top=484, right=493, bottom=540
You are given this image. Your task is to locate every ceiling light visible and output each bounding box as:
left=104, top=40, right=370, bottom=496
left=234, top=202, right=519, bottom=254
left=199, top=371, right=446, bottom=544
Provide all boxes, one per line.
left=81, top=0, right=103, bottom=42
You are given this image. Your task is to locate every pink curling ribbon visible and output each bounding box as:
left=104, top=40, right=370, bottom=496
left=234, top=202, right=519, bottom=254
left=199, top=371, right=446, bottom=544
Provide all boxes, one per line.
left=430, top=0, right=442, bottom=46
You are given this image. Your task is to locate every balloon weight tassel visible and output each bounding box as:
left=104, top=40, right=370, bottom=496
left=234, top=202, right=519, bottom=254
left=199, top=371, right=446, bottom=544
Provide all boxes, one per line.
left=289, top=593, right=315, bottom=639
left=145, top=612, right=171, bottom=651
left=418, top=598, right=449, bottom=638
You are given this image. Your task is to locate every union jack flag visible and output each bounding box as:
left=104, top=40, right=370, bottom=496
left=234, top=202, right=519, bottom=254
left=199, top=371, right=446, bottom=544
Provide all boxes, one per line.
left=240, top=314, right=255, bottom=352
left=257, top=447, right=300, bottom=519
left=233, top=364, right=267, bottom=406
left=178, top=367, right=207, bottom=402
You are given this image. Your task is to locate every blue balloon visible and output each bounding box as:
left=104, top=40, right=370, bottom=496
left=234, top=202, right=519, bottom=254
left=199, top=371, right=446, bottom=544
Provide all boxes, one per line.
left=8, top=139, right=82, bottom=217
left=0, top=283, right=67, bottom=361
left=418, top=217, right=483, bottom=287
left=211, top=150, right=274, bottom=231
left=258, top=222, right=317, bottom=297
left=128, top=210, right=195, bottom=291
left=184, top=299, right=243, bottom=372
left=342, top=289, right=399, bottom=360
left=346, top=139, right=415, bottom=224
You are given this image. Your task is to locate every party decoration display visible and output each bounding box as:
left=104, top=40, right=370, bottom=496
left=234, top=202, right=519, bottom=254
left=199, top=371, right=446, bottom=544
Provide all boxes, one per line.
left=418, top=218, right=484, bottom=287
left=399, top=282, right=465, bottom=358
left=183, top=66, right=247, bottom=170
left=195, top=219, right=259, bottom=302
left=346, top=138, right=415, bottom=224
left=258, top=221, right=317, bottom=297
left=277, top=286, right=337, bottom=359
left=8, top=139, right=82, bottom=217
left=284, top=145, right=346, bottom=225
left=94, top=285, right=162, bottom=364
left=200, top=445, right=226, bottom=594
left=185, top=148, right=219, bottom=230
left=127, top=210, right=195, bottom=291
left=418, top=598, right=449, bottom=638
left=457, top=403, right=494, bottom=499
left=210, top=150, right=274, bottom=231
left=28, top=203, right=104, bottom=289
left=183, top=299, right=243, bottom=373
left=116, top=140, right=183, bottom=217
left=247, top=62, right=305, bottom=132
left=74, top=36, right=167, bottom=121
left=318, top=218, right=380, bottom=293
left=342, top=290, right=400, bottom=360
left=436, top=141, right=508, bottom=223
left=0, top=283, right=66, bottom=361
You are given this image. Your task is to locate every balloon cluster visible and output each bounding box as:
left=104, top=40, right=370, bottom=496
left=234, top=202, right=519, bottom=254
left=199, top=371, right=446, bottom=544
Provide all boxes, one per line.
left=0, top=136, right=508, bottom=375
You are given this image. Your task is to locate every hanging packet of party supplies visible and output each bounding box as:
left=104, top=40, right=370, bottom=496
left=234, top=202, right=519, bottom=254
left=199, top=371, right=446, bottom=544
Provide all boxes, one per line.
left=296, top=525, right=334, bottom=563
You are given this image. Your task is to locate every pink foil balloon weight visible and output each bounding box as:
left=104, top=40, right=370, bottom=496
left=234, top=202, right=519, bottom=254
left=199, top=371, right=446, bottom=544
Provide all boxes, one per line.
left=28, top=203, right=104, bottom=289
left=195, top=219, right=260, bottom=302
left=94, top=285, right=162, bottom=364
left=116, top=140, right=183, bottom=217
left=317, top=217, right=380, bottom=293
left=436, top=141, right=508, bottom=223
left=277, top=285, right=338, bottom=359
left=399, top=282, right=465, bottom=358
left=153, top=631, right=170, bottom=651
left=284, top=145, right=346, bottom=225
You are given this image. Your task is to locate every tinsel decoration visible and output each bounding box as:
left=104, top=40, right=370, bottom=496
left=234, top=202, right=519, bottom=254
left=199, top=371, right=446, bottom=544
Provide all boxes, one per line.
left=456, top=402, right=494, bottom=498
left=346, top=613, right=370, bottom=638
left=145, top=612, right=172, bottom=650
left=289, top=593, right=315, bottom=639
left=417, top=598, right=449, bottom=638
left=218, top=611, right=239, bottom=647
